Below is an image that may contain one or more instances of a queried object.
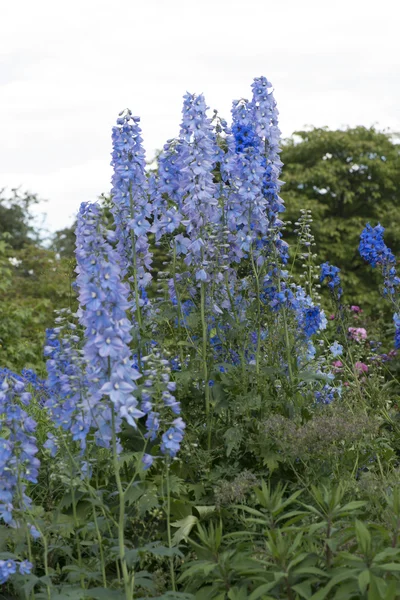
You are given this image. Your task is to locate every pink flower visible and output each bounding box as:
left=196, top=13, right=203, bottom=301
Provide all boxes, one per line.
left=348, top=327, right=367, bottom=342
left=332, top=360, right=343, bottom=373
left=351, top=305, right=362, bottom=313
left=355, top=361, right=368, bottom=373
left=328, top=314, right=335, bottom=320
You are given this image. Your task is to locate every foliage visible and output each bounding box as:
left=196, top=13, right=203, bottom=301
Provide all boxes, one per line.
left=51, top=223, right=77, bottom=260
left=0, top=239, right=75, bottom=373
left=0, top=188, right=44, bottom=249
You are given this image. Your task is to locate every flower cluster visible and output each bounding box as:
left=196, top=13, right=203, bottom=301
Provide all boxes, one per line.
left=175, top=92, right=220, bottom=281
left=140, top=349, right=186, bottom=465
left=320, top=262, right=342, bottom=298
left=110, top=109, right=152, bottom=295
left=348, top=327, right=367, bottom=342
left=0, top=374, right=39, bottom=528
left=44, top=313, right=89, bottom=451
left=75, top=202, right=143, bottom=447
left=359, top=223, right=400, bottom=296
left=0, top=368, right=46, bottom=402
left=0, top=559, right=32, bottom=584
left=394, top=314, right=400, bottom=350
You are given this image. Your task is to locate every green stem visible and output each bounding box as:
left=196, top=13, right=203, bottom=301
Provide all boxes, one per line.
left=172, top=244, right=185, bottom=367
left=111, top=408, right=133, bottom=599
left=250, top=248, right=262, bottom=376
left=92, top=503, right=107, bottom=588
left=26, top=533, right=35, bottom=600
left=70, top=471, right=85, bottom=589
left=128, top=185, right=143, bottom=368
left=166, top=463, right=176, bottom=591
left=225, top=272, right=246, bottom=382
left=42, top=535, right=51, bottom=600
left=276, top=268, right=294, bottom=385
left=200, top=281, right=211, bottom=449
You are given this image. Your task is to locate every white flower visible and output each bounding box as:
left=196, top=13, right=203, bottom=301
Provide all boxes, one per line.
left=8, top=257, right=22, bottom=267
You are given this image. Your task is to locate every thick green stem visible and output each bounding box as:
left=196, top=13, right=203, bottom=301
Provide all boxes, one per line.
left=200, top=281, right=211, bottom=449
left=225, top=272, right=246, bottom=382
left=166, top=464, right=176, bottom=591
left=92, top=504, right=107, bottom=588
left=275, top=268, right=294, bottom=385
left=172, top=245, right=185, bottom=367
left=111, top=408, right=133, bottom=599
left=42, top=535, right=51, bottom=600
left=250, top=248, right=262, bottom=376
left=70, top=472, right=85, bottom=589
left=128, top=186, right=143, bottom=368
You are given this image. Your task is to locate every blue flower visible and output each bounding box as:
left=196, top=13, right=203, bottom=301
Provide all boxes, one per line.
left=330, top=341, right=343, bottom=357
left=110, top=109, right=153, bottom=301
left=303, top=306, right=323, bottom=338
left=0, top=376, right=40, bottom=528
left=0, top=559, right=16, bottom=584
left=29, top=524, right=41, bottom=539
left=19, top=560, right=33, bottom=575
left=359, top=223, right=400, bottom=296
left=142, top=454, right=154, bottom=470
left=161, top=425, right=185, bottom=458
left=359, top=223, right=395, bottom=268
left=320, top=262, right=342, bottom=298
left=394, top=314, right=400, bottom=350
left=75, top=202, right=144, bottom=443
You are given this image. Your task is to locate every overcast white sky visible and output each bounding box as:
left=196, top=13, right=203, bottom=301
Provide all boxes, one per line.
left=1, top=0, right=399, bottom=233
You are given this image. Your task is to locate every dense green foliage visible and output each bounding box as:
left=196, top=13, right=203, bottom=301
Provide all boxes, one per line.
left=0, top=190, right=74, bottom=373
left=281, top=126, right=400, bottom=308
left=0, top=189, right=44, bottom=249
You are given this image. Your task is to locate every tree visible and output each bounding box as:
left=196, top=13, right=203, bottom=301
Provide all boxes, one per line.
left=0, top=188, right=45, bottom=249
left=51, top=222, right=76, bottom=259
left=281, top=126, right=400, bottom=307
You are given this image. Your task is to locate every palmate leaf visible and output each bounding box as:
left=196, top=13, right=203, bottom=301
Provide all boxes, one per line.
left=178, top=559, right=217, bottom=581
left=171, top=515, right=199, bottom=545
left=223, top=427, right=243, bottom=457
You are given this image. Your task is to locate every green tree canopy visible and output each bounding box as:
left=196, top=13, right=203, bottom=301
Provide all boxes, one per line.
left=281, top=126, right=400, bottom=307
left=0, top=187, right=44, bottom=249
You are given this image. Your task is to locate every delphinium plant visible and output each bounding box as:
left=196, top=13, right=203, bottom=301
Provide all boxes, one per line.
left=1, top=76, right=400, bottom=600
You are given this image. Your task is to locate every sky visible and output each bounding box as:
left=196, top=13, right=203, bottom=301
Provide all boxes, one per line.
left=1, top=0, right=399, bottom=234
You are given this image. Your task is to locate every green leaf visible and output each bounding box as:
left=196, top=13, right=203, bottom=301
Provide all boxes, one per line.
left=378, top=562, right=400, bottom=572
left=358, top=569, right=370, bottom=594
left=291, top=582, right=313, bottom=599
left=223, top=427, right=242, bottom=457
left=339, top=501, right=367, bottom=513
left=355, top=519, right=371, bottom=553
left=171, top=515, right=198, bottom=545
left=309, top=569, right=358, bottom=600
left=84, top=589, right=125, bottom=599
left=248, top=581, right=278, bottom=600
